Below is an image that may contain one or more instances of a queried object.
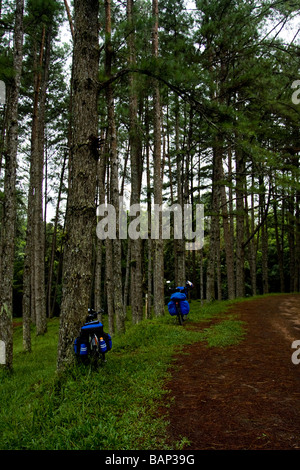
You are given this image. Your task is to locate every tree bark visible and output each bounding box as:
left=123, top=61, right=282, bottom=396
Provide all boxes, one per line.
left=23, top=22, right=51, bottom=346
left=47, top=150, right=67, bottom=318
left=94, top=137, right=106, bottom=314
left=175, top=95, right=186, bottom=286
left=273, top=197, right=285, bottom=293
left=287, top=191, right=295, bottom=293
left=63, top=0, right=74, bottom=40
left=206, top=143, right=222, bottom=302
left=127, top=0, right=143, bottom=324
left=57, top=0, right=99, bottom=372
left=295, top=177, right=300, bottom=292
left=215, top=139, right=235, bottom=300
left=249, top=169, right=257, bottom=296
left=152, top=0, right=164, bottom=316
left=259, top=174, right=269, bottom=295
left=105, top=0, right=125, bottom=333
left=0, top=0, right=24, bottom=369
left=235, top=148, right=245, bottom=298
left=145, top=100, right=152, bottom=318
left=34, top=24, right=52, bottom=335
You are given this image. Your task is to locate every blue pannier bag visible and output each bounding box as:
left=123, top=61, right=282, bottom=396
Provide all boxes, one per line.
left=74, top=337, right=88, bottom=356
left=170, top=292, right=186, bottom=301
left=103, top=332, right=112, bottom=351
left=168, top=298, right=190, bottom=316
left=74, top=320, right=112, bottom=357
left=180, top=300, right=190, bottom=315
left=74, top=337, right=80, bottom=354
left=168, top=300, right=178, bottom=316
left=168, top=286, right=190, bottom=317
left=81, top=320, right=104, bottom=338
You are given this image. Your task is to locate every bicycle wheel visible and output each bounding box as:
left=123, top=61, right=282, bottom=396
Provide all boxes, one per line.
left=89, top=335, right=101, bottom=368
left=176, top=302, right=183, bottom=325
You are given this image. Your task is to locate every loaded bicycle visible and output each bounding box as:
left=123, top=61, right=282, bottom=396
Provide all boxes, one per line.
left=167, top=280, right=194, bottom=325
left=74, top=308, right=112, bottom=365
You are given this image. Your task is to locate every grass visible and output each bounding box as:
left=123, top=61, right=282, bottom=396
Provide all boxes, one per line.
left=0, top=296, right=250, bottom=450
left=201, top=319, right=246, bottom=347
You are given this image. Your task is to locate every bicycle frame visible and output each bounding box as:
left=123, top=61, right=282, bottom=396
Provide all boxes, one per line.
left=175, top=300, right=183, bottom=325
left=74, top=309, right=111, bottom=365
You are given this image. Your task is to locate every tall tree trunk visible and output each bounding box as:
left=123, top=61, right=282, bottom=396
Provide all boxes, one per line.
left=30, top=28, right=45, bottom=326
left=249, top=169, right=257, bottom=296
left=235, top=148, right=245, bottom=298
left=127, top=0, right=143, bottom=324
left=206, top=162, right=219, bottom=301
left=198, top=152, right=204, bottom=302
left=94, top=135, right=106, bottom=314
left=57, top=0, right=99, bottom=372
left=273, top=199, right=285, bottom=293
left=288, top=191, right=295, bottom=293
left=23, top=23, right=50, bottom=345
left=145, top=100, right=152, bottom=318
left=175, top=95, right=185, bottom=286
left=295, top=177, right=300, bottom=292
left=105, top=238, right=115, bottom=334
left=47, top=151, right=67, bottom=318
left=105, top=0, right=125, bottom=333
left=259, top=174, right=269, bottom=295
left=216, top=139, right=235, bottom=300
left=123, top=240, right=131, bottom=318
left=152, top=0, right=164, bottom=316
left=34, top=24, right=52, bottom=335
left=272, top=173, right=285, bottom=293
left=104, top=146, right=114, bottom=332
left=0, top=0, right=24, bottom=368
left=63, top=0, right=74, bottom=40
left=22, top=168, right=33, bottom=350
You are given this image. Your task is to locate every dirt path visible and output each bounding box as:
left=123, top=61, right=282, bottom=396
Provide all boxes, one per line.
left=163, top=294, right=300, bottom=450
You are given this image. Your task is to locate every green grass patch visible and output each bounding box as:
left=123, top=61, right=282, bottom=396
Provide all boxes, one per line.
left=0, top=296, right=254, bottom=450
left=201, top=319, right=246, bottom=347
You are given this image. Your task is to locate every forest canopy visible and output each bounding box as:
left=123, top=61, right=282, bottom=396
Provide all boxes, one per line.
left=0, top=0, right=299, bottom=370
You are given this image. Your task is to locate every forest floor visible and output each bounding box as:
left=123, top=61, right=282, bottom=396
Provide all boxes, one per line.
left=161, top=294, right=300, bottom=450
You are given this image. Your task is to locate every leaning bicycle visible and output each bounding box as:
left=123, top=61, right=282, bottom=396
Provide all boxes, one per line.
left=167, top=281, right=194, bottom=325
left=74, top=308, right=112, bottom=366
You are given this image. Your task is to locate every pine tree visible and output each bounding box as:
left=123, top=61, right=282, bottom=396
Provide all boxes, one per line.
left=0, top=0, right=24, bottom=369
left=104, top=0, right=125, bottom=333
left=57, top=0, right=99, bottom=371
left=22, top=0, right=62, bottom=351
left=127, top=0, right=143, bottom=324
left=152, top=0, right=164, bottom=316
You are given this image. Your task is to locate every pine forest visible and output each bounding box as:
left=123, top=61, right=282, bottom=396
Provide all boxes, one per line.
left=0, top=0, right=299, bottom=372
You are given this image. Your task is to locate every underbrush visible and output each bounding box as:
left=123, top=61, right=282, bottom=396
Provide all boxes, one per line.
left=0, top=297, right=249, bottom=450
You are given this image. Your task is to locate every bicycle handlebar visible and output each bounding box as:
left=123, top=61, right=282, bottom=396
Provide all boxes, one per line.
left=86, top=308, right=104, bottom=322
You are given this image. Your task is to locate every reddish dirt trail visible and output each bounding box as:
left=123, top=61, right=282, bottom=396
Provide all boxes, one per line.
left=163, top=294, right=300, bottom=450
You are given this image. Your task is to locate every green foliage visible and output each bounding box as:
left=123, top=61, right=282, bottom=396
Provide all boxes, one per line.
left=0, top=52, right=13, bottom=83
left=26, top=0, right=63, bottom=26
